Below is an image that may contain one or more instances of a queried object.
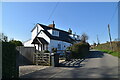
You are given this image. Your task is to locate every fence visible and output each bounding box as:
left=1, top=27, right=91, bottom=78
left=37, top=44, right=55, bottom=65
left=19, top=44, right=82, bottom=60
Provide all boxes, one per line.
left=16, top=46, right=35, bottom=66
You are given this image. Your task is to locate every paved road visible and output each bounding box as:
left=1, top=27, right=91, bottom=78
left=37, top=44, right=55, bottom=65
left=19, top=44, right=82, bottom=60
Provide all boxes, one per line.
left=20, top=50, right=119, bottom=78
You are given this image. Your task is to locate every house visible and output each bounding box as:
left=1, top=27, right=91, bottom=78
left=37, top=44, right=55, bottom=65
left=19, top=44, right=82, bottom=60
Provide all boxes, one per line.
left=23, top=22, right=80, bottom=52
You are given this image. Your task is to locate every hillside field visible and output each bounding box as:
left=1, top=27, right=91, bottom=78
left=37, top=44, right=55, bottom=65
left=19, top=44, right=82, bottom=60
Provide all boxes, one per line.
left=94, top=41, right=120, bottom=58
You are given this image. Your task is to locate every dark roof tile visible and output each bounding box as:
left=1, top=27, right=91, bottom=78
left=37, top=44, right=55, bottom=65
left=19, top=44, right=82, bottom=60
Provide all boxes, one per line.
left=32, top=37, right=48, bottom=44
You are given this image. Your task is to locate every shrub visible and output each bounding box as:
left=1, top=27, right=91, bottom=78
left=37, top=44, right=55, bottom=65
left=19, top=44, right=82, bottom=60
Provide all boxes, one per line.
left=2, top=41, right=19, bottom=78
left=51, top=48, right=57, bottom=53
left=44, top=50, right=50, bottom=53
left=71, top=42, right=90, bottom=59
left=9, top=40, right=23, bottom=46
left=66, top=46, right=72, bottom=51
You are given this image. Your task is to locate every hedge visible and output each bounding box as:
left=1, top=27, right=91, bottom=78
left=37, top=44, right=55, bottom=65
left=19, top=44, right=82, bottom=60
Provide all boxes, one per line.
left=70, top=42, right=90, bottom=59
left=2, top=42, right=19, bottom=79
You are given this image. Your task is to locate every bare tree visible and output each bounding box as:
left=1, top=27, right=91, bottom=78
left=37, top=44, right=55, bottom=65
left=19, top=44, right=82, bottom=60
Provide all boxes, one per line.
left=80, top=33, right=88, bottom=42
left=0, top=33, right=8, bottom=42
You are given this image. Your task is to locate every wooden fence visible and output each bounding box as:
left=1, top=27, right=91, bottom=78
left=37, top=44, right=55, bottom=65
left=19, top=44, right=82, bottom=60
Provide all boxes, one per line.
left=16, top=46, right=35, bottom=66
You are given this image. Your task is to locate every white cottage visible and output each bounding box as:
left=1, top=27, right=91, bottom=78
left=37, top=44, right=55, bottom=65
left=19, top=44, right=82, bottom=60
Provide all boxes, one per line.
left=24, top=22, right=80, bottom=52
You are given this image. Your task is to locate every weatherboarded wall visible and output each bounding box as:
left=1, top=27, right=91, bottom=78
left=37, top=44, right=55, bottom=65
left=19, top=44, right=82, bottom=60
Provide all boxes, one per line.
left=16, top=46, right=35, bottom=66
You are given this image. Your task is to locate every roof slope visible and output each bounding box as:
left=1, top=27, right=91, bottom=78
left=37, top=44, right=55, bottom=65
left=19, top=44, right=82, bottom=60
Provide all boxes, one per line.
left=31, top=23, right=74, bottom=43
left=32, top=37, right=48, bottom=44
left=38, top=24, right=70, bottom=34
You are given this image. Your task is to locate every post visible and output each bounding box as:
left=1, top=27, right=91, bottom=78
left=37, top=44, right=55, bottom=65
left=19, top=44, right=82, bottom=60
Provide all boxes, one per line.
left=108, top=24, right=113, bottom=51
left=97, top=35, right=100, bottom=45
left=38, top=44, right=39, bottom=51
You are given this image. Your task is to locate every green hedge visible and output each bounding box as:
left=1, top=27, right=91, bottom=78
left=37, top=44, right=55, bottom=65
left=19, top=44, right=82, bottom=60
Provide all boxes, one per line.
left=2, top=42, right=19, bottom=79
left=70, top=42, right=90, bottom=59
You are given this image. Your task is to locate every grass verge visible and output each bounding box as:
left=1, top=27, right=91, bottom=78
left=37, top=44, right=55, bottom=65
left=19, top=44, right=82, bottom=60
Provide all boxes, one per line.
left=96, top=49, right=120, bottom=58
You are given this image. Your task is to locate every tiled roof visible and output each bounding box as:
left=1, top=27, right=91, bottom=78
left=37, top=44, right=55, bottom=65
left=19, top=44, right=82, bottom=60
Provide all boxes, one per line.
left=31, top=23, right=74, bottom=43
left=39, top=24, right=70, bottom=34
left=31, top=37, right=48, bottom=44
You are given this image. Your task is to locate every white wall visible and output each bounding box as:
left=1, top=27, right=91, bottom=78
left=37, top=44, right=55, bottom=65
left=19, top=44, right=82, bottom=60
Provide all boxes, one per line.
left=47, top=29, right=52, bottom=34
left=69, top=34, right=75, bottom=40
left=31, top=24, right=44, bottom=40
left=31, top=26, right=37, bottom=40
left=37, top=31, right=50, bottom=43
left=48, top=40, right=71, bottom=52
left=24, top=24, right=44, bottom=47
left=23, top=40, right=34, bottom=47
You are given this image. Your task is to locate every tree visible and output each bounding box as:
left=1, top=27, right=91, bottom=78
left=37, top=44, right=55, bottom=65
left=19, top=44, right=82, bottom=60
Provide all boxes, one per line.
left=80, top=33, right=88, bottom=42
left=93, top=42, right=97, bottom=46
left=9, top=40, right=23, bottom=46
left=0, top=33, right=8, bottom=42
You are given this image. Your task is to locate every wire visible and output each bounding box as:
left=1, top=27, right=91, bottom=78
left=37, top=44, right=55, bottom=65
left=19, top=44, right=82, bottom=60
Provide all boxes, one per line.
left=47, top=2, right=59, bottom=22
left=98, top=3, right=118, bottom=43
left=109, top=3, right=118, bottom=24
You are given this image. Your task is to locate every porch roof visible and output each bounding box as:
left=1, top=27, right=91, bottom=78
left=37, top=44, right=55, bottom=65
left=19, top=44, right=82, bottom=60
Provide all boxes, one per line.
left=31, top=37, right=49, bottom=44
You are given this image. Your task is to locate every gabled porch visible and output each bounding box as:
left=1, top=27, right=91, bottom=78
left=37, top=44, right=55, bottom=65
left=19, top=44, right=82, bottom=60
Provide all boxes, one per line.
left=31, top=37, right=49, bottom=52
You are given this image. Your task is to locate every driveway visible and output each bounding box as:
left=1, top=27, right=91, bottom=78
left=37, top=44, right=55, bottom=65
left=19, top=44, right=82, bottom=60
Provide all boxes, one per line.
left=20, top=50, right=119, bottom=78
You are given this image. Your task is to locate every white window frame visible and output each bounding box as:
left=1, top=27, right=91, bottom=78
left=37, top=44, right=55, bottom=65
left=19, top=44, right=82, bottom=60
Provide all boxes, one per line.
left=52, top=30, right=59, bottom=36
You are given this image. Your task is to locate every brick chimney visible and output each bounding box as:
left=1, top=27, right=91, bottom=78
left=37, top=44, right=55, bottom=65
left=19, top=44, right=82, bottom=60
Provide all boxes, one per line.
left=48, top=21, right=55, bottom=28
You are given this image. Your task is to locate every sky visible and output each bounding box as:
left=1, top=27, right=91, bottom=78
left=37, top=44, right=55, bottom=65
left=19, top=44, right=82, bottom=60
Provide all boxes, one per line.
left=2, top=2, right=118, bottom=45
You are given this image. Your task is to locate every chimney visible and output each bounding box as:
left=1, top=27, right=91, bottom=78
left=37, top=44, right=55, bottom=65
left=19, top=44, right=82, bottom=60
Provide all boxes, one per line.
left=68, top=28, right=72, bottom=34
left=53, top=21, right=55, bottom=28
left=48, top=21, right=55, bottom=28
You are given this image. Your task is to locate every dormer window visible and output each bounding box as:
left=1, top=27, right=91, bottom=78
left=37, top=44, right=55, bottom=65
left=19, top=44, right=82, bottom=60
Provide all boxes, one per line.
left=52, top=30, right=59, bottom=36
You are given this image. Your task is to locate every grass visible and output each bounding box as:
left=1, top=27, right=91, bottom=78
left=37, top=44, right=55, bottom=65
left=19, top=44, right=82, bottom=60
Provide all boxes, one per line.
left=97, top=49, right=120, bottom=58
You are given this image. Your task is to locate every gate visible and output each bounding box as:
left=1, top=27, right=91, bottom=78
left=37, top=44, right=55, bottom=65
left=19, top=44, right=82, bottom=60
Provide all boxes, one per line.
left=34, top=52, right=50, bottom=66
left=33, top=50, right=71, bottom=66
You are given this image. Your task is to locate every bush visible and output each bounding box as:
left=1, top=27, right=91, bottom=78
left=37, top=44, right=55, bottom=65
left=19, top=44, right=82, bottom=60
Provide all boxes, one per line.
left=9, top=40, right=23, bottom=46
left=71, top=42, right=90, bottom=59
left=66, top=46, right=72, bottom=51
left=44, top=50, right=50, bottom=53
left=51, top=48, right=57, bottom=53
left=2, top=41, right=19, bottom=79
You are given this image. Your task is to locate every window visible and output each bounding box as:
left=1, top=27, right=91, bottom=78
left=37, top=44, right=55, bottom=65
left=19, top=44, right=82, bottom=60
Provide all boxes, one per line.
left=52, top=30, right=59, bottom=36
left=58, top=44, right=61, bottom=50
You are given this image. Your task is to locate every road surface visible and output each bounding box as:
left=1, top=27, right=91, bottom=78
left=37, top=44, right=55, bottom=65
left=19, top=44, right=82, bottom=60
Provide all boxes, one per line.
left=20, top=50, right=119, bottom=78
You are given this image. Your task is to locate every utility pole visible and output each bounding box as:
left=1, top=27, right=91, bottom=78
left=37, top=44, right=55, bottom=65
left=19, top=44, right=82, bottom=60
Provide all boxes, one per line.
left=97, top=35, right=100, bottom=45
left=108, top=24, right=113, bottom=51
